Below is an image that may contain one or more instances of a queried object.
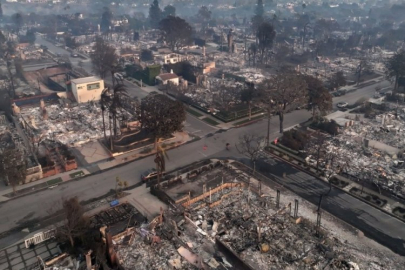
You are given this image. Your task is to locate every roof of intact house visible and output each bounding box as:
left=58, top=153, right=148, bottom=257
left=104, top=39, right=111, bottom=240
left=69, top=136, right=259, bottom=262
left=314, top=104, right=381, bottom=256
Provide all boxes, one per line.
left=71, top=76, right=102, bottom=84
left=157, top=73, right=179, bottom=81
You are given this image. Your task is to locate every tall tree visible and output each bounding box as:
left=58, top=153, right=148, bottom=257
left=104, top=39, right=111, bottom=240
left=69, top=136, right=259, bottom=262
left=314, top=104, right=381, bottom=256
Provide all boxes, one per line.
left=0, top=30, right=6, bottom=45
left=64, top=35, right=77, bottom=49
left=356, top=59, right=372, bottom=85
left=248, top=43, right=258, bottom=66
left=255, top=0, right=264, bottom=17
left=159, top=16, right=193, bottom=51
left=100, top=7, right=113, bottom=33
left=100, top=88, right=110, bottom=144
left=197, top=6, right=211, bottom=25
left=217, top=84, right=235, bottom=111
left=138, top=93, right=186, bottom=143
left=24, top=29, right=36, bottom=44
left=260, top=72, right=308, bottom=133
left=256, top=22, right=276, bottom=63
left=90, top=37, right=118, bottom=79
left=110, top=84, right=128, bottom=137
left=140, top=49, right=154, bottom=61
left=302, top=75, right=332, bottom=117
left=384, top=50, right=405, bottom=91
left=162, top=5, right=176, bottom=18
left=11, top=13, right=23, bottom=35
left=240, top=82, right=256, bottom=120
left=328, top=71, right=346, bottom=90
left=0, top=4, right=3, bottom=20
left=0, top=148, right=26, bottom=194
left=251, top=0, right=265, bottom=33
left=149, top=0, right=162, bottom=29
left=57, top=197, right=89, bottom=247
left=236, top=133, right=265, bottom=174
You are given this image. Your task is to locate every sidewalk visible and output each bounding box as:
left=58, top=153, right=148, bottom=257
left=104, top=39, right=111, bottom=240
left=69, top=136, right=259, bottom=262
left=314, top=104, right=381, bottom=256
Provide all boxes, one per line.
left=0, top=132, right=190, bottom=202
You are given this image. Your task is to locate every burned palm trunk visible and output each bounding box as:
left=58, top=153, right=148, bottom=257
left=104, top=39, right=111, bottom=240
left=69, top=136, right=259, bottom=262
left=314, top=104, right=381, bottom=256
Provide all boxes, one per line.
left=279, top=112, right=284, bottom=133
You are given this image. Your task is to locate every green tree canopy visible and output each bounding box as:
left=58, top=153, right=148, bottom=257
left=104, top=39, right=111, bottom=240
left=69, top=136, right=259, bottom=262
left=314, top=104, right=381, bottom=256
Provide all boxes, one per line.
left=139, top=93, right=186, bottom=140
left=302, top=75, right=332, bottom=117
left=0, top=148, right=26, bottom=194
left=149, top=0, right=162, bottom=29
left=162, top=5, right=176, bottom=18
left=159, top=16, right=193, bottom=51
left=90, top=37, right=118, bottom=79
left=385, top=50, right=405, bottom=91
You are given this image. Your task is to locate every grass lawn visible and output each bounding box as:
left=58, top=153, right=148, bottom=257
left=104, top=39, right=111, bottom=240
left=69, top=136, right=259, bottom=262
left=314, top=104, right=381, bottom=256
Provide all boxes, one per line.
left=202, top=117, right=220, bottom=126
left=70, top=171, right=84, bottom=179
left=233, top=114, right=265, bottom=126
left=47, top=177, right=62, bottom=186
left=186, top=108, right=203, bottom=117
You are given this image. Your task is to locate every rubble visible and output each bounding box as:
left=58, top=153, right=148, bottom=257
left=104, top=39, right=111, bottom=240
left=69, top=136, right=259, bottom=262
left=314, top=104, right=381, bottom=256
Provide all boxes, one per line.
left=18, top=99, right=137, bottom=146
left=322, top=104, right=405, bottom=197
left=112, top=160, right=405, bottom=269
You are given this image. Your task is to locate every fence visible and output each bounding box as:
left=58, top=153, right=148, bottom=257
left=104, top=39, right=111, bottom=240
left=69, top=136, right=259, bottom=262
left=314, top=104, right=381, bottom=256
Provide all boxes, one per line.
left=24, top=229, right=56, bottom=248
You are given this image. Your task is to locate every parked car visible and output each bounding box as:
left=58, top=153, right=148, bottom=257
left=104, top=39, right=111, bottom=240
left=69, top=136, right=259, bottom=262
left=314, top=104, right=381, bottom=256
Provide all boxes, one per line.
left=337, top=102, right=348, bottom=108
left=141, top=168, right=165, bottom=182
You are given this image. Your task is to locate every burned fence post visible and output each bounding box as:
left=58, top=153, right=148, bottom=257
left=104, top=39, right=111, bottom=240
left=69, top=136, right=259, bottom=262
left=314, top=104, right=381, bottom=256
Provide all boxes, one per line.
left=316, top=210, right=322, bottom=236
left=294, top=199, right=299, bottom=218
left=259, top=180, right=262, bottom=196
left=276, top=190, right=280, bottom=209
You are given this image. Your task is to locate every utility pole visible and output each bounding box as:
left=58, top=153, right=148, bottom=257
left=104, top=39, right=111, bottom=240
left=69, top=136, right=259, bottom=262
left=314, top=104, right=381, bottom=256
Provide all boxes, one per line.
left=266, top=107, right=272, bottom=146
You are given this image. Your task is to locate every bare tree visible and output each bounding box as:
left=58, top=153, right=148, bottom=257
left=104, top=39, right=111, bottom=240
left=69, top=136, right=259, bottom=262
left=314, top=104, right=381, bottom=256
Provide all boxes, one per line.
left=217, top=84, right=235, bottom=111
left=236, top=133, right=265, bottom=174
left=256, top=22, right=276, bottom=64
left=260, top=71, right=308, bottom=133
left=57, top=197, right=89, bottom=247
left=304, top=130, right=329, bottom=169
left=356, top=58, right=372, bottom=85
left=240, top=82, right=256, bottom=120
left=248, top=43, right=258, bottom=66
left=316, top=146, right=349, bottom=213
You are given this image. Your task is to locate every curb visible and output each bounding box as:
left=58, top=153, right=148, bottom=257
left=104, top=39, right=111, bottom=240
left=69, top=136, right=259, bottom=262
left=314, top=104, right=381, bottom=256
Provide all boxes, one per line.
left=233, top=117, right=265, bottom=128
left=265, top=151, right=405, bottom=224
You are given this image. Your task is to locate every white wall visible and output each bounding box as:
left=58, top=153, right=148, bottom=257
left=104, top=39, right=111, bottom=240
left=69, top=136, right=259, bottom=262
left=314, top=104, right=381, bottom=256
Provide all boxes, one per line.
left=72, top=80, right=105, bottom=103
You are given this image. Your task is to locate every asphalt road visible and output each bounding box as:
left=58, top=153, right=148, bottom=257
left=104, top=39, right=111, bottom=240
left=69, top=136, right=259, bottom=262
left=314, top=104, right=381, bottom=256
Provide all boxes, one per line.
left=254, top=155, right=405, bottom=256
left=0, top=110, right=309, bottom=237
left=333, top=80, right=391, bottom=109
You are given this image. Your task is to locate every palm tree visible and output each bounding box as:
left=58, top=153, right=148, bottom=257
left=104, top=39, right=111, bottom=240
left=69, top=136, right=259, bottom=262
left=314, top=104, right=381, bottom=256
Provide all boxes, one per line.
left=108, top=84, right=129, bottom=150
left=154, top=138, right=169, bottom=188
left=110, top=64, right=118, bottom=86
left=100, top=88, right=111, bottom=144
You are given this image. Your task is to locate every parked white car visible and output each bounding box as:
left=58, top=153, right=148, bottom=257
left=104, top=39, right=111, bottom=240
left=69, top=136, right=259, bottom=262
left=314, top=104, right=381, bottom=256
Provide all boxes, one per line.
left=337, top=102, right=348, bottom=108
